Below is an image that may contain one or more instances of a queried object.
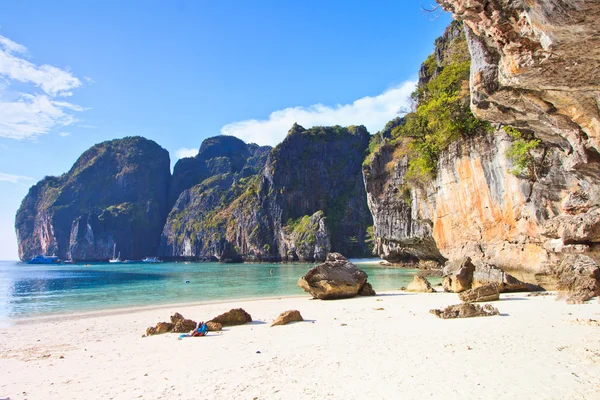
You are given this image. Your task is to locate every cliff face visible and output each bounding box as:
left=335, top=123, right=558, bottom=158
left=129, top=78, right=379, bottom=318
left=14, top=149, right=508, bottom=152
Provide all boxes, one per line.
left=159, top=136, right=271, bottom=261
left=16, top=137, right=171, bottom=261
left=160, top=124, right=373, bottom=262
left=364, top=6, right=600, bottom=284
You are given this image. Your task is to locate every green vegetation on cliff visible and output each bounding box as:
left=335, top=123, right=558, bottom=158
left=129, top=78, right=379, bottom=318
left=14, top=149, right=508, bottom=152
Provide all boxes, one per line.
left=368, top=21, right=490, bottom=184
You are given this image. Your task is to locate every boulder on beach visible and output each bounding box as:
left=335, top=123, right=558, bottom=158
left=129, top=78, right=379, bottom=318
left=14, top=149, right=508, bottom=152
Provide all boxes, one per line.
left=554, top=255, right=600, bottom=304
left=430, top=303, right=500, bottom=319
left=443, top=257, right=541, bottom=293
left=442, top=258, right=475, bottom=293
left=271, top=310, right=304, bottom=327
left=146, top=322, right=174, bottom=336
left=206, top=321, right=222, bottom=331
left=297, top=252, right=374, bottom=300
left=458, top=283, right=500, bottom=302
left=406, top=276, right=436, bottom=293
left=209, top=308, right=252, bottom=326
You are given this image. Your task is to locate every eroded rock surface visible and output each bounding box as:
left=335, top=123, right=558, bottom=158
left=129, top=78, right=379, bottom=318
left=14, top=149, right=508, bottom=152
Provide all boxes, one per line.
left=555, top=255, right=600, bottom=304
left=458, top=283, right=500, bottom=303
left=430, top=303, right=500, bottom=319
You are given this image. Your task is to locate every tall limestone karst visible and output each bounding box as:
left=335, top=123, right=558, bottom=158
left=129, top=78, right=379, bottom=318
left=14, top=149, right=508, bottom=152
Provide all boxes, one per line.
left=364, top=3, right=600, bottom=287
left=16, top=137, right=171, bottom=261
left=160, top=124, right=373, bottom=262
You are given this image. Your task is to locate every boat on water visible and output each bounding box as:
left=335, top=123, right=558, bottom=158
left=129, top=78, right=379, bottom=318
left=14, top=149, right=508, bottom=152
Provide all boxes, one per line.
left=123, top=260, right=136, bottom=264
left=27, top=255, right=61, bottom=264
left=109, top=244, right=122, bottom=263
left=142, top=257, right=162, bottom=263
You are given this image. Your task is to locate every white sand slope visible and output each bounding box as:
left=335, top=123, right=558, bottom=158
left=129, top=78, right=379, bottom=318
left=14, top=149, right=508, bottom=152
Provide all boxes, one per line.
left=0, top=291, right=599, bottom=400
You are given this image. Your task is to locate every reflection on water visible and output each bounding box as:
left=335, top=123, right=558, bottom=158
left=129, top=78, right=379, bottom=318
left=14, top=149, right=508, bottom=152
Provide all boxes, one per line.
left=0, top=260, right=441, bottom=320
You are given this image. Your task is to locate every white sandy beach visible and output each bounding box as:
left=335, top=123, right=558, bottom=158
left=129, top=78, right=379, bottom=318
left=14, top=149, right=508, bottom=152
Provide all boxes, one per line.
left=1, top=291, right=599, bottom=400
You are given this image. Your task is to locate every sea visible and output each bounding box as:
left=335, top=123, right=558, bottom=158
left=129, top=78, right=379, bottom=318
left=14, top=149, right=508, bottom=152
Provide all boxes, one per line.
left=0, top=259, right=440, bottom=322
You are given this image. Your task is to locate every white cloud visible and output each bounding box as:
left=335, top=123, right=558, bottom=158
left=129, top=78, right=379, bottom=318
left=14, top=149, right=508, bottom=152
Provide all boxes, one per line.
left=221, top=80, right=416, bottom=146
left=0, top=172, right=34, bottom=184
left=0, top=34, right=87, bottom=140
left=175, top=147, right=198, bottom=159
left=59, top=131, right=71, bottom=137
left=0, top=94, right=78, bottom=139
left=0, top=35, right=28, bottom=55
left=0, top=35, right=81, bottom=97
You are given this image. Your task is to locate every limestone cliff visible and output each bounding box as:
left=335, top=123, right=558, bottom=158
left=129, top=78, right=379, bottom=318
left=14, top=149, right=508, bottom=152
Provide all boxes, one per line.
left=16, top=137, right=171, bottom=261
left=364, top=14, right=599, bottom=286
left=160, top=125, right=373, bottom=262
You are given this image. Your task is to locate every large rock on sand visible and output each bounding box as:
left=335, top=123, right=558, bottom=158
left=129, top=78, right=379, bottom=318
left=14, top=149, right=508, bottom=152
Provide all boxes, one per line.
left=430, top=303, right=499, bottom=319
left=209, top=308, right=252, bottom=326
left=458, top=283, right=500, bottom=303
left=406, top=276, right=435, bottom=293
left=297, top=252, right=373, bottom=299
left=555, top=255, right=600, bottom=304
left=443, top=258, right=475, bottom=293
left=146, top=322, right=174, bottom=336
left=271, top=310, right=304, bottom=327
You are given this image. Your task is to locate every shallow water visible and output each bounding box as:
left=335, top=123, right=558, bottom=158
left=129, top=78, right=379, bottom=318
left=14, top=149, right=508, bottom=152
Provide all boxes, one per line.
left=0, top=260, right=440, bottom=320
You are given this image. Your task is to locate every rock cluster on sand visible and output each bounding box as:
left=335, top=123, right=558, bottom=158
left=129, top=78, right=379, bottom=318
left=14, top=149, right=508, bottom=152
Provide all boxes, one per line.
left=458, top=283, right=500, bottom=303
left=554, top=255, right=600, bottom=304
left=271, top=310, right=304, bottom=327
left=406, top=276, right=435, bottom=293
left=209, top=308, right=252, bottom=326
left=297, top=253, right=375, bottom=299
left=430, top=303, right=500, bottom=319
left=443, top=257, right=540, bottom=293
left=146, top=313, right=198, bottom=336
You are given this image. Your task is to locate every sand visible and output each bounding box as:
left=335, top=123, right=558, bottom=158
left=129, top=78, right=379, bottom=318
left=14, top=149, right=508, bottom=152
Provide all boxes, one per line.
left=1, top=291, right=599, bottom=400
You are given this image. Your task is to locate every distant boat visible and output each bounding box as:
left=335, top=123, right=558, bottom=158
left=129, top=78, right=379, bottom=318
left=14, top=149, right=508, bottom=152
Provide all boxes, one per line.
left=64, top=259, right=75, bottom=264
left=27, top=255, right=61, bottom=264
left=123, top=260, right=136, bottom=264
left=109, top=244, right=122, bottom=263
left=142, top=257, right=162, bottom=263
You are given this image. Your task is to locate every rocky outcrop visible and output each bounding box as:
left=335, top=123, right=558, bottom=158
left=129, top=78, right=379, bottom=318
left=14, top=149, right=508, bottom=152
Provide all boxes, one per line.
left=555, top=255, right=600, bottom=304
left=438, top=0, right=600, bottom=171
left=458, top=283, right=500, bottom=303
left=364, top=12, right=600, bottom=291
left=430, top=303, right=500, bottom=319
left=406, top=276, right=436, bottom=293
left=209, top=308, right=252, bottom=326
left=358, top=282, right=376, bottom=296
left=297, top=253, right=373, bottom=299
left=271, top=310, right=304, bottom=327
left=16, top=137, right=171, bottom=261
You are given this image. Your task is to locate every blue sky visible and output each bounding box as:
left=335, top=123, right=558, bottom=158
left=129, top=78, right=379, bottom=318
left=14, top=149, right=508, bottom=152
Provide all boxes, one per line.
left=0, top=1, right=451, bottom=260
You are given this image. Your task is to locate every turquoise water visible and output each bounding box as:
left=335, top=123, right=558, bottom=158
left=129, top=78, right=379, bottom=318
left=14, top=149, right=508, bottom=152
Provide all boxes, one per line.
left=0, top=260, right=440, bottom=321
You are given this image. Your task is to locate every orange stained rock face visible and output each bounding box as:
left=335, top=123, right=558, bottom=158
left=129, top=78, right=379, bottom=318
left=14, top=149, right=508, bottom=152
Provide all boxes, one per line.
left=432, top=156, right=537, bottom=252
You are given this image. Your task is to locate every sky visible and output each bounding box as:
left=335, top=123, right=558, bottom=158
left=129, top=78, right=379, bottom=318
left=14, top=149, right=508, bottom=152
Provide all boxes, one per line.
left=0, top=1, right=452, bottom=260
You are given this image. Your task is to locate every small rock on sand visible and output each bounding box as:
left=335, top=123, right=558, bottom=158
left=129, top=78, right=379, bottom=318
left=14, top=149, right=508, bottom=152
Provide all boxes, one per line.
left=206, top=321, right=222, bottom=331
left=271, top=310, right=303, bottom=327
left=430, top=303, right=500, bottom=319
left=406, top=276, right=436, bottom=293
